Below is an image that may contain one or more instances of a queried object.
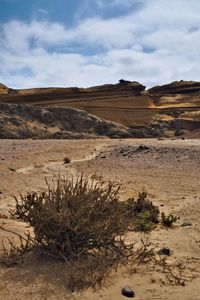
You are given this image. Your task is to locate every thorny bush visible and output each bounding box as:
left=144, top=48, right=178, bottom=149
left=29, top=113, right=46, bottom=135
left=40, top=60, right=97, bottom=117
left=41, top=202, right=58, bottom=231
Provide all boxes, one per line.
left=10, top=175, right=133, bottom=261
left=0, top=175, right=185, bottom=290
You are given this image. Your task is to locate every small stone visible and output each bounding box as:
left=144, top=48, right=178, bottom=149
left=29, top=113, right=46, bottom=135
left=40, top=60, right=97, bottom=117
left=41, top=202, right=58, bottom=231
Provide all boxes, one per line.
left=181, top=222, right=192, bottom=227
left=137, top=145, right=150, bottom=151
left=63, top=157, right=71, bottom=164
left=122, top=285, right=135, bottom=298
left=158, top=247, right=171, bottom=256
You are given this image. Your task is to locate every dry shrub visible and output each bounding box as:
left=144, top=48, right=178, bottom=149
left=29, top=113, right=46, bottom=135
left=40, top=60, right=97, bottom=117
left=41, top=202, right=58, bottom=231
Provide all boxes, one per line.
left=67, top=252, right=121, bottom=290
left=0, top=174, right=135, bottom=290
left=0, top=175, right=137, bottom=289
left=0, top=176, right=186, bottom=290
left=0, top=229, right=34, bottom=266
left=10, top=175, right=131, bottom=261
left=129, top=239, right=187, bottom=286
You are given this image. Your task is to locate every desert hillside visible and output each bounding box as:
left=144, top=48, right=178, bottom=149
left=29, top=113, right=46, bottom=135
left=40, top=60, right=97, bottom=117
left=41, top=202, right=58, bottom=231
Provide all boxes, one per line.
left=0, top=103, right=132, bottom=139
left=0, top=80, right=200, bottom=138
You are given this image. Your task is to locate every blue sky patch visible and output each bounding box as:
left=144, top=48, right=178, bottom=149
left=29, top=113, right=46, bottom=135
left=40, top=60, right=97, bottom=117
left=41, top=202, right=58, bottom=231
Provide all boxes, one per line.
left=1, top=0, right=200, bottom=88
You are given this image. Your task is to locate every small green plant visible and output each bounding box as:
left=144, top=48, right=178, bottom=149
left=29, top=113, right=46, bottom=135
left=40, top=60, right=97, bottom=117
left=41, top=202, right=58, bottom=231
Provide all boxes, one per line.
left=124, top=192, right=159, bottom=221
left=122, top=191, right=159, bottom=232
left=161, top=212, right=178, bottom=227
left=134, top=211, right=157, bottom=232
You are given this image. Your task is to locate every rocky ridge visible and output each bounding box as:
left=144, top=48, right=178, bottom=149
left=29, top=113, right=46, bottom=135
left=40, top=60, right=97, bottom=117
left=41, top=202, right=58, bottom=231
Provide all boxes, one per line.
left=0, top=80, right=200, bottom=138
left=149, top=80, right=200, bottom=94
left=0, top=103, right=133, bottom=139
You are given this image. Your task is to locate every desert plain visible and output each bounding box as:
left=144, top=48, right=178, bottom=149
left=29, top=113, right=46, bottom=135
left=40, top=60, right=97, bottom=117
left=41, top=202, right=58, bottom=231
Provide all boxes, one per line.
left=0, top=137, right=200, bottom=300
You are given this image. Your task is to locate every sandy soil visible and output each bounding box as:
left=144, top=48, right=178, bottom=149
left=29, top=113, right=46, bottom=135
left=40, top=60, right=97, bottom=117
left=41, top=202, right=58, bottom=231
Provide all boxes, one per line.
left=0, top=138, right=200, bottom=300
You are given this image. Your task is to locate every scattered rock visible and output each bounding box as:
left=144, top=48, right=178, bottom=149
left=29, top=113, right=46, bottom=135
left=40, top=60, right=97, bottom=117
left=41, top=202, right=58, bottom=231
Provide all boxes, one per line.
left=158, top=247, right=171, bottom=256
left=122, top=286, right=135, bottom=298
left=137, top=145, right=150, bottom=151
left=9, top=167, right=16, bottom=172
left=181, top=222, right=192, bottom=227
left=0, top=213, right=8, bottom=219
left=63, top=157, right=71, bottom=164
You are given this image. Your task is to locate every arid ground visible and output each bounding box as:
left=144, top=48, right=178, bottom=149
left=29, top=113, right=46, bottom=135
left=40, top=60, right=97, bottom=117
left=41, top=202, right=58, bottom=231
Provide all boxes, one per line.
left=0, top=138, right=200, bottom=300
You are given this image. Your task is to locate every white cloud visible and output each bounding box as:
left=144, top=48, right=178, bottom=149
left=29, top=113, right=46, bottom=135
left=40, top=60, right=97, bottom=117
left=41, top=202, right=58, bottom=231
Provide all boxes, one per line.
left=1, top=0, right=200, bottom=88
left=94, top=0, right=146, bottom=8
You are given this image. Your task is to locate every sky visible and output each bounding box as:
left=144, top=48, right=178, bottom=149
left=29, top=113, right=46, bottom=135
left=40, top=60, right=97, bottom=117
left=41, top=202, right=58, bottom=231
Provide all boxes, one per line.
left=0, top=0, right=200, bottom=89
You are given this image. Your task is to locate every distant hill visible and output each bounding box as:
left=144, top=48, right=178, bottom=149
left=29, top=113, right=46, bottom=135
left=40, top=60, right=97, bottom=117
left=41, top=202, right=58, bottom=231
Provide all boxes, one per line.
left=0, top=80, right=200, bottom=138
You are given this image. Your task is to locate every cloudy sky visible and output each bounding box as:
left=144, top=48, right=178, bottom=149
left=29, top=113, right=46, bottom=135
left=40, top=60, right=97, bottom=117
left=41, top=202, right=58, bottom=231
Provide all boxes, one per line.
left=0, top=0, right=200, bottom=89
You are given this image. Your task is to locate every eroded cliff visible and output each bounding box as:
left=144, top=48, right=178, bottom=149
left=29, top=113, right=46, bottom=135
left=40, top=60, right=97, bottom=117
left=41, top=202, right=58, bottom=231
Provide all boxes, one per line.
left=0, top=80, right=200, bottom=138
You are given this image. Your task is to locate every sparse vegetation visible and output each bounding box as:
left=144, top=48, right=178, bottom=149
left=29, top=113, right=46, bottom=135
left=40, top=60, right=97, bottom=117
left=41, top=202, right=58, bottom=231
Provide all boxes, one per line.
left=0, top=175, right=184, bottom=289
left=134, top=211, right=157, bottom=232
left=122, top=191, right=159, bottom=232
left=0, top=228, right=34, bottom=266
left=9, top=175, right=133, bottom=261
left=0, top=175, right=137, bottom=288
left=161, top=212, right=178, bottom=227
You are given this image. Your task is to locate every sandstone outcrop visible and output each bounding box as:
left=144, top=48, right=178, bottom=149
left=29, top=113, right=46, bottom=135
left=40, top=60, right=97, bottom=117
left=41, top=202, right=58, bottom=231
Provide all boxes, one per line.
left=0, top=80, right=200, bottom=138
left=149, top=80, right=200, bottom=94
left=0, top=83, right=17, bottom=96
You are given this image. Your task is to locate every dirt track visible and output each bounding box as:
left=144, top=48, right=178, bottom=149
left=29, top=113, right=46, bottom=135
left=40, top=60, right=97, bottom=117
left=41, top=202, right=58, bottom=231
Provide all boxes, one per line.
left=0, top=138, right=200, bottom=300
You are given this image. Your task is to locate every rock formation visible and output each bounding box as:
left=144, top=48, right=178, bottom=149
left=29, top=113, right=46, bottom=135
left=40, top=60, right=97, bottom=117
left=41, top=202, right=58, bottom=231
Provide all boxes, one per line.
left=0, top=103, right=133, bottom=139
left=0, top=80, right=200, bottom=138
left=149, top=80, right=200, bottom=94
